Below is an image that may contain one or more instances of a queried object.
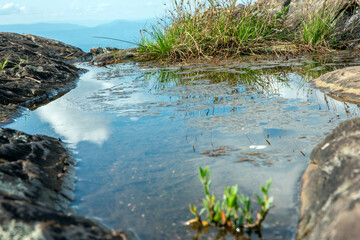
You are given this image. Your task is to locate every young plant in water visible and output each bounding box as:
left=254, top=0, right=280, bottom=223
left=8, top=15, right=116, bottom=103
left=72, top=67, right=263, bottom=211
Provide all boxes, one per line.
left=186, top=166, right=273, bottom=231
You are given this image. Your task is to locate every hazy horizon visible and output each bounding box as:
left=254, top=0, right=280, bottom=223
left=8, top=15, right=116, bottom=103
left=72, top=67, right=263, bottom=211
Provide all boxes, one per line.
left=0, top=18, right=154, bottom=28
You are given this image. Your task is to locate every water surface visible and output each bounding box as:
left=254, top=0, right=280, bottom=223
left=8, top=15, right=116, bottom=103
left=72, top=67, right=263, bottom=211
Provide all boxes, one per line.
left=6, top=57, right=360, bottom=239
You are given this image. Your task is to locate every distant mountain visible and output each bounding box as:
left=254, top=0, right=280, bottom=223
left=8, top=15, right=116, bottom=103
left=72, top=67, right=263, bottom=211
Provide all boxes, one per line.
left=0, top=20, right=155, bottom=52
left=0, top=23, right=86, bottom=34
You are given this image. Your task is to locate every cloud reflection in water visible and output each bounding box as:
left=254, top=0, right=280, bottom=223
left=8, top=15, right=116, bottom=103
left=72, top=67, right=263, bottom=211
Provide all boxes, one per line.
left=37, top=100, right=111, bottom=146
left=36, top=66, right=113, bottom=146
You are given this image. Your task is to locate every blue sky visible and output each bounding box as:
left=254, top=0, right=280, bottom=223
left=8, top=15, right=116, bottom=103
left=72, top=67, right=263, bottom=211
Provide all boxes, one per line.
left=0, top=0, right=169, bottom=26
left=0, top=0, right=249, bottom=26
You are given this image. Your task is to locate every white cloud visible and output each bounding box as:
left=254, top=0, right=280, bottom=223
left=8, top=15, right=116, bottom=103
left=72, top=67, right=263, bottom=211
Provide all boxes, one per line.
left=98, top=3, right=110, bottom=8
left=0, top=3, right=26, bottom=15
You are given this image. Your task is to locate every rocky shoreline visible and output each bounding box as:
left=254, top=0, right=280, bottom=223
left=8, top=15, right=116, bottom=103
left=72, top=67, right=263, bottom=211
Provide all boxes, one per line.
left=0, top=32, right=87, bottom=124
left=0, top=129, right=133, bottom=239
left=0, top=32, right=135, bottom=240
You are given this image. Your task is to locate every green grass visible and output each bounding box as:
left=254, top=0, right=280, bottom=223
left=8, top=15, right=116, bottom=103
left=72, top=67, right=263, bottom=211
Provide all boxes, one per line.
left=139, top=0, right=288, bottom=61
left=0, top=58, right=8, bottom=72
left=0, top=55, right=29, bottom=72
left=299, top=2, right=345, bottom=50
left=136, top=0, right=357, bottom=62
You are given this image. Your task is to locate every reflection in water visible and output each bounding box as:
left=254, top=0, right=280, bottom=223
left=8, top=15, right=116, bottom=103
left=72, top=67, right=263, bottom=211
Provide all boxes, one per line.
left=37, top=102, right=111, bottom=146
left=33, top=68, right=113, bottom=146
left=6, top=58, right=360, bottom=240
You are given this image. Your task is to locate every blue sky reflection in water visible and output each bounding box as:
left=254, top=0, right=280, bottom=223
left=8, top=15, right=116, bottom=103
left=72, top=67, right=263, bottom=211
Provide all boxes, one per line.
left=7, top=60, right=360, bottom=239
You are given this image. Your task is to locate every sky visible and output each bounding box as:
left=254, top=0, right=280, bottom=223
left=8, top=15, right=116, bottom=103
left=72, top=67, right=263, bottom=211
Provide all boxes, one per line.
left=0, top=0, right=169, bottom=26
left=0, top=0, right=249, bottom=26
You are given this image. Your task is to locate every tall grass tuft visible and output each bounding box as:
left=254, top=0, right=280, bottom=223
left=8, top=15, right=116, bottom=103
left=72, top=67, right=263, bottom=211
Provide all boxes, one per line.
left=139, top=0, right=288, bottom=61
left=137, top=0, right=357, bottom=62
left=299, top=2, right=342, bottom=50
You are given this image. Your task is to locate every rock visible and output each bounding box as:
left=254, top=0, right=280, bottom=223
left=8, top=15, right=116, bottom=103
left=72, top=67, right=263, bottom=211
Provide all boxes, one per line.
left=0, top=128, right=74, bottom=211
left=256, top=0, right=289, bottom=13
left=22, top=33, right=90, bottom=60
left=298, top=117, right=360, bottom=240
left=0, top=190, right=134, bottom=240
left=0, top=104, right=20, bottom=125
left=312, top=65, right=360, bottom=103
left=91, top=47, right=138, bottom=65
left=90, top=47, right=119, bottom=55
left=0, top=32, right=88, bottom=106
left=0, top=128, right=137, bottom=240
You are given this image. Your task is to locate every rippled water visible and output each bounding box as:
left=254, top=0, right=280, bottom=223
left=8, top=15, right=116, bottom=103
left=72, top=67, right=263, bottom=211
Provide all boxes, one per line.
left=6, top=56, right=360, bottom=239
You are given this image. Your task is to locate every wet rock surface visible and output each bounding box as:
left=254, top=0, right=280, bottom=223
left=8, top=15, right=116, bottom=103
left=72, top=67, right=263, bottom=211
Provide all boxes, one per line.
left=0, top=128, right=73, bottom=211
left=0, top=32, right=89, bottom=121
left=0, top=128, right=133, bottom=240
left=298, top=117, right=360, bottom=240
left=313, top=66, right=360, bottom=104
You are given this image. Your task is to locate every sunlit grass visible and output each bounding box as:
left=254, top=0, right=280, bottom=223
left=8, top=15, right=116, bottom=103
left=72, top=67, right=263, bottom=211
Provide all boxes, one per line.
left=139, top=0, right=289, bottom=61
left=132, top=0, right=358, bottom=62
left=299, top=2, right=345, bottom=50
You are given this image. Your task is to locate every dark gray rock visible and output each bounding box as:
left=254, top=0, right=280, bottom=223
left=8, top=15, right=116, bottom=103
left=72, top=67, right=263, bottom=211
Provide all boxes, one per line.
left=0, top=191, right=134, bottom=240
left=0, top=128, right=136, bottom=240
left=90, top=47, right=119, bottom=55
left=0, top=32, right=90, bottom=122
left=298, top=117, right=360, bottom=240
left=0, top=128, right=73, bottom=211
left=91, top=48, right=138, bottom=65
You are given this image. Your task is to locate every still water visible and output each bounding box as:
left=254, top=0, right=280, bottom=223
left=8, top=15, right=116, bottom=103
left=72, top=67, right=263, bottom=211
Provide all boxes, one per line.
left=6, top=56, right=360, bottom=239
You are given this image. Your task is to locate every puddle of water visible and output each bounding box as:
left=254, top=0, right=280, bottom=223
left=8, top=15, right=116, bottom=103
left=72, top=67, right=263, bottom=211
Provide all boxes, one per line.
left=6, top=58, right=360, bottom=239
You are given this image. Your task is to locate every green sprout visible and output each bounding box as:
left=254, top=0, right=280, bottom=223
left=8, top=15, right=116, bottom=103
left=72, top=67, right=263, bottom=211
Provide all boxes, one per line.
left=187, top=166, right=273, bottom=231
left=0, top=58, right=8, bottom=72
